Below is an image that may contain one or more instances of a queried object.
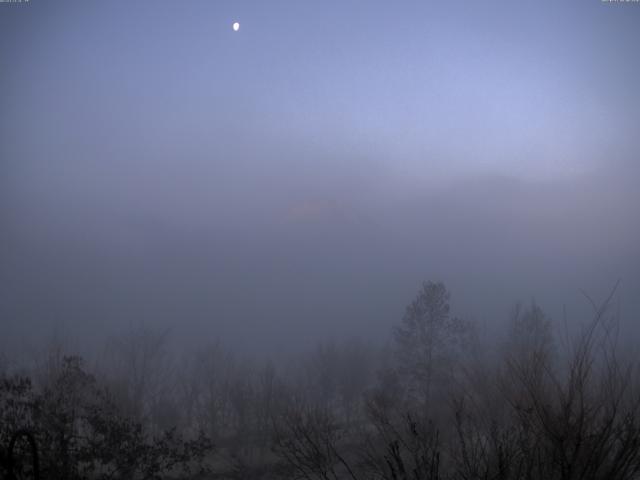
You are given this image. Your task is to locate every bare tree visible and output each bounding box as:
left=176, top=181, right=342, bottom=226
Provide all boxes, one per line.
left=101, top=325, right=174, bottom=429
left=505, top=300, right=555, bottom=374
left=272, top=400, right=361, bottom=480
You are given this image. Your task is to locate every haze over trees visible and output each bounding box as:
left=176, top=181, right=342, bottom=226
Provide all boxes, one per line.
left=2, top=1, right=639, bottom=479
left=2, top=281, right=639, bottom=480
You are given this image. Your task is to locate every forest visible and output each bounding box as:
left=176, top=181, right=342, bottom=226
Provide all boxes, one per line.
left=2, top=281, right=639, bottom=480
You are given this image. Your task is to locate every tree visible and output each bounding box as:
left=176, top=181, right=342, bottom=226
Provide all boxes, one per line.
left=101, top=325, right=174, bottom=428
left=393, top=281, right=472, bottom=407
left=505, top=301, right=555, bottom=370
left=0, top=356, right=214, bottom=480
left=272, top=401, right=360, bottom=480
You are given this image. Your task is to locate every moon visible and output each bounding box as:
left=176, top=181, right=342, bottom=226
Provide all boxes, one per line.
left=232, top=22, right=240, bottom=32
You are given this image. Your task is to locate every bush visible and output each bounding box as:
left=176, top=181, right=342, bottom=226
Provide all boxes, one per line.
left=0, top=356, right=214, bottom=480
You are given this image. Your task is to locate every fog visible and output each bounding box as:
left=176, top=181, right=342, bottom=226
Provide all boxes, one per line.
left=3, top=160, right=639, bottom=355
left=2, top=1, right=639, bottom=358
left=2, top=1, right=640, bottom=478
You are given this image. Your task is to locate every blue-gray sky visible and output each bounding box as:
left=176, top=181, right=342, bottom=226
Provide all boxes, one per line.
left=1, top=0, right=639, bottom=353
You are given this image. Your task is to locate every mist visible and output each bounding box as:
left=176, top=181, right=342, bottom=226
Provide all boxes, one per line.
left=1, top=1, right=640, bottom=478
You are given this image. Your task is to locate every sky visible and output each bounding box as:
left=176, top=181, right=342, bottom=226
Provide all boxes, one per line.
left=1, top=0, right=639, bottom=354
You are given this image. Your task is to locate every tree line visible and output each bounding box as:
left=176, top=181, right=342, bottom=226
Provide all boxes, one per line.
left=2, top=281, right=639, bottom=480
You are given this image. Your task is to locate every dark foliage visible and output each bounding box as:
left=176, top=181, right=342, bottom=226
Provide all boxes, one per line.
left=0, top=356, right=213, bottom=480
left=2, top=281, right=639, bottom=480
